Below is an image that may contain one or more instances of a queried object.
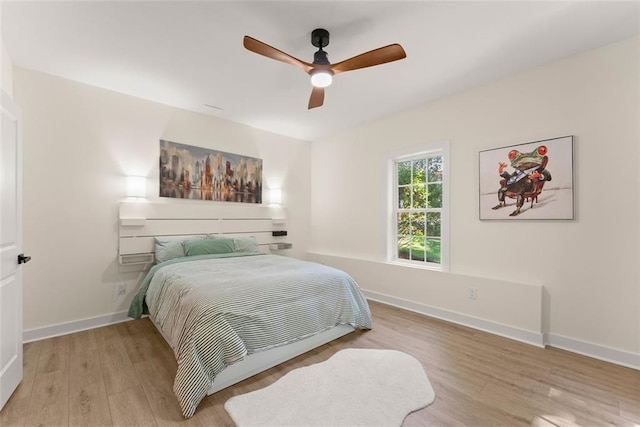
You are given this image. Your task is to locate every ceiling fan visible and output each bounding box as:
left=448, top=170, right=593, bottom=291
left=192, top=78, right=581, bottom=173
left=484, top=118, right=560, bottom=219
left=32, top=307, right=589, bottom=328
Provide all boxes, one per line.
left=243, top=28, right=406, bottom=109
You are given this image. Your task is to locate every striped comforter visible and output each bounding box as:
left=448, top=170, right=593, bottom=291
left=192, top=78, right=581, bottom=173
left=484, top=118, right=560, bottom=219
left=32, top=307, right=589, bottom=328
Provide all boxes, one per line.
left=128, top=253, right=372, bottom=418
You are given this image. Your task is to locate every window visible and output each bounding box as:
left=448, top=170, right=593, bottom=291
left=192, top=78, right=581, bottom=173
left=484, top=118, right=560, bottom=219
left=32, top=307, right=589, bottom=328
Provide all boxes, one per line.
left=388, top=142, right=449, bottom=270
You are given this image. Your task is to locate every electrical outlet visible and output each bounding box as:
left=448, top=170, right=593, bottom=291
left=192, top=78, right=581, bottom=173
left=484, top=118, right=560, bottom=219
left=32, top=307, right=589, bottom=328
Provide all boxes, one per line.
left=114, top=282, right=127, bottom=299
left=468, top=287, right=478, bottom=300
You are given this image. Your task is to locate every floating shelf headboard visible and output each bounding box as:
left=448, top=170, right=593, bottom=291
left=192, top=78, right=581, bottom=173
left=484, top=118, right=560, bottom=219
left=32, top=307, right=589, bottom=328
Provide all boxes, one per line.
left=118, top=201, right=288, bottom=267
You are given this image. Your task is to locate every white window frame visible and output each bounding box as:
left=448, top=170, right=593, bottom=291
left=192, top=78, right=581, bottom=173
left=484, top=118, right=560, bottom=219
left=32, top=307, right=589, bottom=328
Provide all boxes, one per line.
left=386, top=140, right=450, bottom=271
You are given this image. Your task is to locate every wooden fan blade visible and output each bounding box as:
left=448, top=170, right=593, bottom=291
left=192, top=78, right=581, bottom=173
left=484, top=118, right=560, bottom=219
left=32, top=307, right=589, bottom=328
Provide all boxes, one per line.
left=308, top=86, right=325, bottom=109
left=330, top=44, right=406, bottom=75
left=243, top=36, right=313, bottom=73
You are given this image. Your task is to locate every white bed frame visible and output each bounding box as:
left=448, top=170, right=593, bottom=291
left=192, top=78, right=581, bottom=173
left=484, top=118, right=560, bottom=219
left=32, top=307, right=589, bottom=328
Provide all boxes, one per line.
left=151, top=316, right=354, bottom=394
left=118, top=201, right=356, bottom=396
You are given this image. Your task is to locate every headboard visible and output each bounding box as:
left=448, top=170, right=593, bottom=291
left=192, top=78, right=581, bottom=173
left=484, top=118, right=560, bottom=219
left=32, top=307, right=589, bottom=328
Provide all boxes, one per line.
left=118, top=201, right=289, bottom=268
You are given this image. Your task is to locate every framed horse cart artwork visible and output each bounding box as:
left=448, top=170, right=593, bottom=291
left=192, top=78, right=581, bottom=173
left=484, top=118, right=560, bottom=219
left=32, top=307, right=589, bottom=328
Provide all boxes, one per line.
left=479, top=135, right=574, bottom=220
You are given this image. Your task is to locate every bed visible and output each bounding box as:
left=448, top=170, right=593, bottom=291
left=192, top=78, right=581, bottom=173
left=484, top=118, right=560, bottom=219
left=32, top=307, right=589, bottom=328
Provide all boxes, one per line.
left=125, top=227, right=372, bottom=418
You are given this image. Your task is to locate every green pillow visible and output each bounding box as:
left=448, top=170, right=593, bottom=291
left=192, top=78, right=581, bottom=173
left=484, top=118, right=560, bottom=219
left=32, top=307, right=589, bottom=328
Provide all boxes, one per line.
left=182, top=238, right=235, bottom=256
left=154, top=236, right=205, bottom=264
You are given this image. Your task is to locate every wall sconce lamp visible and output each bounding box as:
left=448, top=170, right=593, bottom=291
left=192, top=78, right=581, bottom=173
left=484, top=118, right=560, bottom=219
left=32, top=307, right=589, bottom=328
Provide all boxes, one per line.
left=126, top=176, right=147, bottom=198
left=270, top=188, right=282, bottom=205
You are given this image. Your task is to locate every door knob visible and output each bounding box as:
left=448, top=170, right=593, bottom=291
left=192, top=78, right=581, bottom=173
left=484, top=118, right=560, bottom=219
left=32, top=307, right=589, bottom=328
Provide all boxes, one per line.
left=17, top=253, right=31, bottom=264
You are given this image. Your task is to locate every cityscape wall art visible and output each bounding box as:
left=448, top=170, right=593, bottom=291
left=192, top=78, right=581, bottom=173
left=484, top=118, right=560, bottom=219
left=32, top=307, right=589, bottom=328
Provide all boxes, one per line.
left=159, top=139, right=263, bottom=204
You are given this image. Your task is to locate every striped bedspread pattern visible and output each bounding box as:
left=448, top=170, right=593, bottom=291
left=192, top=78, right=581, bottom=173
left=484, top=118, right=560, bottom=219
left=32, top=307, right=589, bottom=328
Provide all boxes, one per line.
left=138, top=254, right=372, bottom=418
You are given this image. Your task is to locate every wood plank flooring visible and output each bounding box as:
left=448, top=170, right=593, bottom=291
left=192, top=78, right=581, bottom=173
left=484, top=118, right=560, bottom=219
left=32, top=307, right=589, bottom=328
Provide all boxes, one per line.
left=2, top=300, right=638, bottom=426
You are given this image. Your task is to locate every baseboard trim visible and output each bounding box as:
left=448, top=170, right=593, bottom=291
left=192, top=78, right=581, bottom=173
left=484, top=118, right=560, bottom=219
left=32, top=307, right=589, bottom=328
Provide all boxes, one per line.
left=23, top=311, right=131, bottom=343
left=364, top=289, right=545, bottom=348
left=22, top=300, right=639, bottom=371
left=544, top=333, right=639, bottom=371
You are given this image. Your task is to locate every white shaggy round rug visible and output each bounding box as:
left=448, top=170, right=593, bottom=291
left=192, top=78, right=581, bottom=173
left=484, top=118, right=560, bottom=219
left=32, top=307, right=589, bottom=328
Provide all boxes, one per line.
left=224, top=348, right=435, bottom=426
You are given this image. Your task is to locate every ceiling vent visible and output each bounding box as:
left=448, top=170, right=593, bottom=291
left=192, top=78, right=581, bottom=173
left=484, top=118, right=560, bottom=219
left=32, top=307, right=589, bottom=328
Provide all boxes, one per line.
left=198, top=104, right=224, bottom=116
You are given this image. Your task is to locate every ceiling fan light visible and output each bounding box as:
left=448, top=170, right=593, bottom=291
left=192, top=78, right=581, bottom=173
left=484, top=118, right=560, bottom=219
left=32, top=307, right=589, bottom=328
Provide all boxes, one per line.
left=310, top=71, right=332, bottom=88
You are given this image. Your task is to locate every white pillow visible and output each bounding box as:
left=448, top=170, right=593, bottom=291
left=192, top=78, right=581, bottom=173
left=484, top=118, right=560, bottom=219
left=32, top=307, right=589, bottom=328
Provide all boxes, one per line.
left=232, top=236, right=260, bottom=253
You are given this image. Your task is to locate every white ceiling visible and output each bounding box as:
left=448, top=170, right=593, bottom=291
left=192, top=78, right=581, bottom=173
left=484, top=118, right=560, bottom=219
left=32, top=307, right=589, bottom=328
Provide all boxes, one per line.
left=2, top=1, right=639, bottom=141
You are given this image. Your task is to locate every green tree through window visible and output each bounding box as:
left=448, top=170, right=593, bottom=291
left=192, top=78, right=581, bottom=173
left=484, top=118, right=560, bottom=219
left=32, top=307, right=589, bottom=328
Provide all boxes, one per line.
left=395, top=153, right=443, bottom=265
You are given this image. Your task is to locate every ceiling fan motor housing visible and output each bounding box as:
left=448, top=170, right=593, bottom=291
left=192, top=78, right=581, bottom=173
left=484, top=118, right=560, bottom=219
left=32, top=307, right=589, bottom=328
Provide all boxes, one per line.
left=314, top=50, right=330, bottom=65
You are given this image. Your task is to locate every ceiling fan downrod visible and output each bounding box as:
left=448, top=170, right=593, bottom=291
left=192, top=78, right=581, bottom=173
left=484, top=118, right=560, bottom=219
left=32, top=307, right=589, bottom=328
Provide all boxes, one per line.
left=311, top=28, right=330, bottom=65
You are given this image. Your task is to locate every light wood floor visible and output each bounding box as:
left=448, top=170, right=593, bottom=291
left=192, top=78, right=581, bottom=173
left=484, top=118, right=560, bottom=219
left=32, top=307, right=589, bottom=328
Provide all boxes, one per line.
left=2, top=300, right=639, bottom=426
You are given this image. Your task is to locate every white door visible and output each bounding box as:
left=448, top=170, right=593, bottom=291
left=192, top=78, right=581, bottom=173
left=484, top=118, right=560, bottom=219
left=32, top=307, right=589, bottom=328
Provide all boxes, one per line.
left=0, top=90, right=25, bottom=410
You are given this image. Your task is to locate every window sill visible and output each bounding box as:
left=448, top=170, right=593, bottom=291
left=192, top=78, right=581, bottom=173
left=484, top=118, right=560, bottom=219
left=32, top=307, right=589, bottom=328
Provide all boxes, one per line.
left=384, top=259, right=447, bottom=272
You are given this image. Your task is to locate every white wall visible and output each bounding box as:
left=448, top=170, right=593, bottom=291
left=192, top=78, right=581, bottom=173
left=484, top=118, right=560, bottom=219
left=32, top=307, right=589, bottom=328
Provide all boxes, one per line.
left=14, top=69, right=311, bottom=333
left=309, top=37, right=639, bottom=363
left=10, top=36, right=639, bottom=367
left=1, top=35, right=13, bottom=96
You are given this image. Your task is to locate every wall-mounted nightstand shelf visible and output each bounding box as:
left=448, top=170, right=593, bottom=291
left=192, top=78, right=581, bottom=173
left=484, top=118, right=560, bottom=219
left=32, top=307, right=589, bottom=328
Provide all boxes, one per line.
left=270, top=243, right=293, bottom=250
left=119, top=253, right=154, bottom=265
